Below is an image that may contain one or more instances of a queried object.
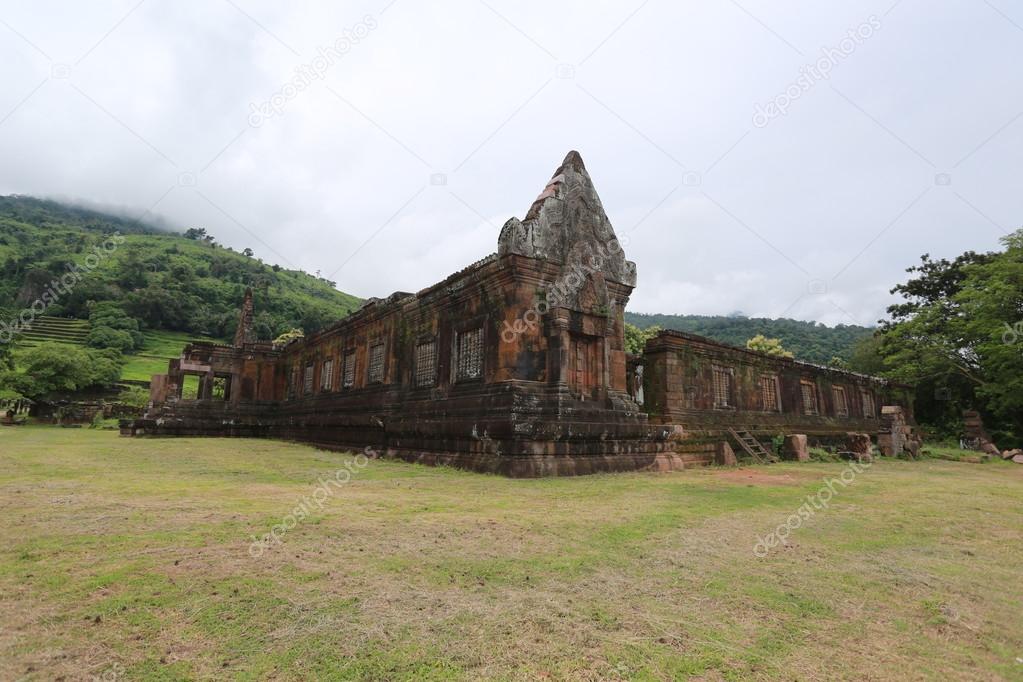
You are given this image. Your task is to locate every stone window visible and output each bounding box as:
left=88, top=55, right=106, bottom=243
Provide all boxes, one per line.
left=684, top=386, right=698, bottom=409
left=290, top=366, right=300, bottom=399
left=456, top=327, right=484, bottom=380
left=801, top=380, right=818, bottom=415
left=833, top=386, right=849, bottom=417
left=861, top=390, right=876, bottom=418
left=303, top=363, right=314, bottom=395
left=181, top=374, right=201, bottom=401
left=342, top=350, right=356, bottom=389
left=759, top=374, right=779, bottom=412
left=212, top=375, right=230, bottom=401
left=321, top=358, right=334, bottom=391
left=368, top=342, right=385, bottom=384
left=414, top=339, right=437, bottom=388
left=712, top=365, right=732, bottom=408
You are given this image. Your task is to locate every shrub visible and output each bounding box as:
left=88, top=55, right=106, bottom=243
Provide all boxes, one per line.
left=86, top=326, right=135, bottom=352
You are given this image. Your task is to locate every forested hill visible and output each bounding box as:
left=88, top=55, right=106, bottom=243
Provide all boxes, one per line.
left=0, top=195, right=361, bottom=340
left=624, top=312, right=873, bottom=364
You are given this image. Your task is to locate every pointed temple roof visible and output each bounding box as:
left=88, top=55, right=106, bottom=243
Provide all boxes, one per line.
left=498, top=151, right=636, bottom=287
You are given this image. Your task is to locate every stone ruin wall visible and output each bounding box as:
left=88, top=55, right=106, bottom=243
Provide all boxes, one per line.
left=630, top=329, right=916, bottom=461
left=127, top=151, right=917, bottom=476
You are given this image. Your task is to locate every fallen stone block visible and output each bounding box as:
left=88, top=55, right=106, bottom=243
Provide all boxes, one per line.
left=782, top=434, right=809, bottom=462
left=980, top=440, right=1001, bottom=456
left=715, top=441, right=737, bottom=466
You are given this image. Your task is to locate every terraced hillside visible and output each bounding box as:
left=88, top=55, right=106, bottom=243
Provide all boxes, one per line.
left=10, top=316, right=216, bottom=384
left=15, top=316, right=89, bottom=347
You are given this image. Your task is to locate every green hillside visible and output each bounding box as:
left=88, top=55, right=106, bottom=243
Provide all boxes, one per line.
left=0, top=195, right=361, bottom=341
left=624, top=312, right=873, bottom=365
left=8, top=319, right=218, bottom=383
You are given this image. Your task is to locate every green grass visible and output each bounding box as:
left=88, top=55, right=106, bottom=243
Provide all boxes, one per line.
left=921, top=444, right=998, bottom=463
left=1, top=427, right=1021, bottom=680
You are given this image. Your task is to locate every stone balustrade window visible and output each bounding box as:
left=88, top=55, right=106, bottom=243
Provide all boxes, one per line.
left=861, top=390, right=876, bottom=418
left=759, top=374, right=780, bottom=412
left=368, top=342, right=385, bottom=384
left=456, top=327, right=483, bottom=380
left=342, top=350, right=356, bottom=388
left=801, top=380, right=818, bottom=415
left=321, top=359, right=334, bottom=391
left=712, top=365, right=732, bottom=408
left=833, top=386, right=849, bottom=417
left=415, top=339, right=437, bottom=387
left=303, top=363, right=314, bottom=395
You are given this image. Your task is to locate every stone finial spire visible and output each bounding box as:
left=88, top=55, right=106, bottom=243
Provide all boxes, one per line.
left=497, top=150, right=636, bottom=287
left=233, top=287, right=256, bottom=346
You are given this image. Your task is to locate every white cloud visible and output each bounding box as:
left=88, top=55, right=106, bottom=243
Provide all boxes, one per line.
left=0, top=0, right=1020, bottom=328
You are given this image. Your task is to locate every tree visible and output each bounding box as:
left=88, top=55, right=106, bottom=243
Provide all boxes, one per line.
left=746, top=334, right=794, bottom=358
left=877, top=229, right=1023, bottom=445
left=846, top=334, right=886, bottom=376
left=7, top=343, right=122, bottom=400
left=273, top=328, right=304, bottom=346
left=242, top=248, right=254, bottom=257
left=119, top=385, right=150, bottom=409
left=624, top=323, right=660, bottom=354
left=87, top=302, right=143, bottom=350
left=184, top=227, right=208, bottom=240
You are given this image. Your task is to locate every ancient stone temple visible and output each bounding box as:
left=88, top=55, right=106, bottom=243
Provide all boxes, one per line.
left=125, top=151, right=916, bottom=476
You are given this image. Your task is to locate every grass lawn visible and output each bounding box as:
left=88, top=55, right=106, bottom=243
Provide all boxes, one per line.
left=2, top=427, right=1021, bottom=680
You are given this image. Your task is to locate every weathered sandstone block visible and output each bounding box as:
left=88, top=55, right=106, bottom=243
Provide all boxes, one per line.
left=782, top=434, right=809, bottom=462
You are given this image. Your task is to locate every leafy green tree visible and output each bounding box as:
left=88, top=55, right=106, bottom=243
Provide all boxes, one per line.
left=273, top=328, right=305, bottom=346
left=827, top=356, right=850, bottom=370
left=878, top=230, right=1023, bottom=445
left=118, top=385, right=150, bottom=409
left=86, top=302, right=143, bottom=350
left=86, top=326, right=136, bottom=351
left=746, top=334, right=794, bottom=358
left=624, top=323, right=660, bottom=354
left=846, top=334, right=886, bottom=375
left=8, top=343, right=122, bottom=400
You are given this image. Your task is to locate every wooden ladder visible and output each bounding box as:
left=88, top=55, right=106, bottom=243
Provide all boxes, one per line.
left=728, top=428, right=773, bottom=464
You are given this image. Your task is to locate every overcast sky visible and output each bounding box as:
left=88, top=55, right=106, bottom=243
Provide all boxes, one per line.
left=1, top=0, right=1020, bottom=326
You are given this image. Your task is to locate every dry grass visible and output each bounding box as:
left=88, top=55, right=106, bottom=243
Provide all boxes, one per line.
left=1, top=425, right=1021, bottom=680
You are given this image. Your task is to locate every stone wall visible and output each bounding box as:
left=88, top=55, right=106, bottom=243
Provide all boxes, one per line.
left=127, top=151, right=916, bottom=476
left=129, top=152, right=673, bottom=477
left=638, top=329, right=914, bottom=443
